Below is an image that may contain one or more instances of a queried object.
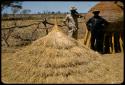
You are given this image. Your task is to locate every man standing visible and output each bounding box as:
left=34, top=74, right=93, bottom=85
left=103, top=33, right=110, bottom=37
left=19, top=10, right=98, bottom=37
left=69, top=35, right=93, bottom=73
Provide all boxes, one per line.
left=86, top=10, right=108, bottom=53
left=63, top=6, right=83, bottom=39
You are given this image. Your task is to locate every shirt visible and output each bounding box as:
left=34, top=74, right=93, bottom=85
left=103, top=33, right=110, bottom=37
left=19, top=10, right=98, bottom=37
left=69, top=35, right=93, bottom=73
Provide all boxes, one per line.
left=63, top=14, right=79, bottom=28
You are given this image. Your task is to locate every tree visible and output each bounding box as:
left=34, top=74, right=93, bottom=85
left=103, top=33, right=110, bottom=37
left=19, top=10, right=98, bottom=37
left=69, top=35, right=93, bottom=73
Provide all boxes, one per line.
left=43, top=10, right=46, bottom=14
left=52, top=11, right=55, bottom=14
left=1, top=1, right=22, bottom=47
left=57, top=11, right=61, bottom=14
left=2, top=29, right=14, bottom=47
left=20, top=9, right=31, bottom=14
left=2, top=12, right=8, bottom=17
left=37, top=12, right=41, bottom=14
left=1, top=1, right=22, bottom=11
left=11, top=6, right=22, bottom=14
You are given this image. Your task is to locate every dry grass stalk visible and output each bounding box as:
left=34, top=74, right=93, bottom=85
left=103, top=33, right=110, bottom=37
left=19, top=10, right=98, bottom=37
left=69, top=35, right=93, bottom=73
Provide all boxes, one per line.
left=2, top=18, right=120, bottom=84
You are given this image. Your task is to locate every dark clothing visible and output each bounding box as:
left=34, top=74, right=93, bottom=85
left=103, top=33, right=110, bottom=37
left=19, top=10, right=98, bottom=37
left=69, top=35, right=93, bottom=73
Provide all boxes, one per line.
left=114, top=32, right=121, bottom=53
left=87, top=16, right=108, bottom=32
left=104, top=33, right=112, bottom=53
left=95, top=31, right=105, bottom=53
left=90, top=32, right=96, bottom=50
left=86, top=16, right=108, bottom=53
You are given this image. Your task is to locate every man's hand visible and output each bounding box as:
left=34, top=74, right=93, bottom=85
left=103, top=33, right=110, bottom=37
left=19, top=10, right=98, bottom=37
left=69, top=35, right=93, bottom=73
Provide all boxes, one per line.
left=63, top=21, right=69, bottom=27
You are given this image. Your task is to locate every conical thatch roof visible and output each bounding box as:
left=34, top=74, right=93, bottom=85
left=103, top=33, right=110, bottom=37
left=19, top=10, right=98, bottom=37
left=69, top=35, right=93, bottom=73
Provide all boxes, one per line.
left=85, top=1, right=124, bottom=32
left=115, top=1, right=124, bottom=9
left=2, top=24, right=118, bottom=83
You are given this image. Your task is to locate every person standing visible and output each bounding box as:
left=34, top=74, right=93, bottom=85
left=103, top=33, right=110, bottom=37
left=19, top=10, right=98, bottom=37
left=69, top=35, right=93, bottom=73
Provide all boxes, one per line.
left=86, top=10, right=108, bottom=53
left=63, top=6, right=83, bottom=39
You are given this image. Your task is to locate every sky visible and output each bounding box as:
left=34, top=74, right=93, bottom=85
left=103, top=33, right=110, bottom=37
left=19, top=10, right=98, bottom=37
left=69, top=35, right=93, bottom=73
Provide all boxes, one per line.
left=2, top=1, right=100, bottom=14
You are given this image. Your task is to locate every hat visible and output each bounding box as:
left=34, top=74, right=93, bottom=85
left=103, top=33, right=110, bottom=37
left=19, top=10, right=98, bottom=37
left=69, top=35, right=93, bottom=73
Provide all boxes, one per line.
left=92, top=10, right=100, bottom=14
left=69, top=6, right=77, bottom=11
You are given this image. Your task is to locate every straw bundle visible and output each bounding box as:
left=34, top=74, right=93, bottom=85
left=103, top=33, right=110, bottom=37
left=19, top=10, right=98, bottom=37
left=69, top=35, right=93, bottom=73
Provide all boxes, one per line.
left=2, top=23, right=118, bottom=83
left=85, top=1, right=124, bottom=32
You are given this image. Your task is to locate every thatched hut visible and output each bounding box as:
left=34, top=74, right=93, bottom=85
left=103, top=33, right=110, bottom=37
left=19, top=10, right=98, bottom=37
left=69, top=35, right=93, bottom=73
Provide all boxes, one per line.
left=85, top=1, right=123, bottom=32
left=83, top=1, right=124, bottom=53
left=2, top=21, right=121, bottom=83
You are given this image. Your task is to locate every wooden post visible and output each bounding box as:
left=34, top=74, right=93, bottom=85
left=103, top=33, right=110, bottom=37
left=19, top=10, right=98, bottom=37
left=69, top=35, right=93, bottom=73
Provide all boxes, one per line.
left=84, top=29, right=89, bottom=45
left=111, top=32, right=115, bottom=53
left=82, top=17, right=89, bottom=45
left=109, top=46, right=112, bottom=53
left=119, top=33, right=123, bottom=52
left=42, top=18, right=48, bottom=35
left=86, top=31, right=91, bottom=47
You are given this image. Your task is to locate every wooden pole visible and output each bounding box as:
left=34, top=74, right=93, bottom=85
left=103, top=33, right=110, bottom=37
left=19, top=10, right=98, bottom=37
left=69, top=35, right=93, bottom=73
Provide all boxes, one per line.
left=109, top=46, right=112, bottom=53
left=86, top=31, right=91, bottom=47
left=119, top=32, right=123, bottom=52
left=82, top=17, right=89, bottom=45
left=84, top=29, right=89, bottom=45
left=111, top=32, right=115, bottom=53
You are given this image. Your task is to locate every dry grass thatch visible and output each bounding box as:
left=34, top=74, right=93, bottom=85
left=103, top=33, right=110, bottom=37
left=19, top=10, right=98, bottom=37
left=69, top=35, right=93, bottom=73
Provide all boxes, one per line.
left=85, top=1, right=124, bottom=32
left=2, top=22, right=122, bottom=84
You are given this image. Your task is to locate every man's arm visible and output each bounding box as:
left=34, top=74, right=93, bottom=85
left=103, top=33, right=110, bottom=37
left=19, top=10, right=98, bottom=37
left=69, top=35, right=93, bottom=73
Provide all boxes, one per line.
left=74, top=11, right=83, bottom=18
left=75, top=13, right=83, bottom=18
left=63, top=15, right=69, bottom=27
left=86, top=18, right=93, bottom=31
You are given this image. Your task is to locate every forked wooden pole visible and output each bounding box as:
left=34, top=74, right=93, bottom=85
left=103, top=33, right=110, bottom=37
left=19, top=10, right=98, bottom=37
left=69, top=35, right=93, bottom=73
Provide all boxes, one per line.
left=111, top=32, right=115, bottom=53
left=54, top=16, right=58, bottom=27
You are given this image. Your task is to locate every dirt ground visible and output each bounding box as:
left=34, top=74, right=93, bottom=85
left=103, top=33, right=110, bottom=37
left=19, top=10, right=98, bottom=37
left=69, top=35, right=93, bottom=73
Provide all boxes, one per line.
left=101, top=52, right=124, bottom=84
left=1, top=46, right=124, bottom=84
